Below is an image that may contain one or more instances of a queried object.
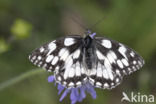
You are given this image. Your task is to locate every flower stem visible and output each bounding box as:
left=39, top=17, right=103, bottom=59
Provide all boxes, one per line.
left=0, top=69, right=44, bottom=91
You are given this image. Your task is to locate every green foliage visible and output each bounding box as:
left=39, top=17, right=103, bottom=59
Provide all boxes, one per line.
left=0, top=38, right=9, bottom=54
left=11, top=19, right=32, bottom=39
left=0, top=0, right=156, bottom=104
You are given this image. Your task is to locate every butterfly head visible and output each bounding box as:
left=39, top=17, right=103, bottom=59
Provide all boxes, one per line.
left=85, top=30, right=96, bottom=39
left=83, top=30, right=96, bottom=48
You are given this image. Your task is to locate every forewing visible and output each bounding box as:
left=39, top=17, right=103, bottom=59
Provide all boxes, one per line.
left=29, top=35, right=81, bottom=71
left=29, top=35, right=87, bottom=88
left=89, top=36, right=144, bottom=89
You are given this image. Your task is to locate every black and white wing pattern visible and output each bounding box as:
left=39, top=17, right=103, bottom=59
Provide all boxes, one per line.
left=88, top=37, right=144, bottom=89
left=29, top=35, right=86, bottom=88
left=29, top=34, right=144, bottom=89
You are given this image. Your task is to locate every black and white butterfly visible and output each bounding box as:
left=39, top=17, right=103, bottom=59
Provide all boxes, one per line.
left=29, top=31, right=144, bottom=89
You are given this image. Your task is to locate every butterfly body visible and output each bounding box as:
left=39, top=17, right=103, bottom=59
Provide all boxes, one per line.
left=82, top=35, right=96, bottom=70
left=29, top=31, right=144, bottom=89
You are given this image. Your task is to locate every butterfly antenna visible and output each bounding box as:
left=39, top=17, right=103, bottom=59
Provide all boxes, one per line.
left=62, top=7, right=89, bottom=31
left=64, top=8, right=105, bottom=33
left=71, top=16, right=88, bottom=31
left=88, top=16, right=106, bottom=30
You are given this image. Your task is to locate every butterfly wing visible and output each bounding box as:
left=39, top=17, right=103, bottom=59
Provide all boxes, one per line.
left=88, top=36, right=144, bottom=89
left=54, top=47, right=87, bottom=88
left=29, top=35, right=87, bottom=88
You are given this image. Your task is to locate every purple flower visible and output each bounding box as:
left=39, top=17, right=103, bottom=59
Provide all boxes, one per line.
left=89, top=32, right=96, bottom=39
left=48, top=75, right=96, bottom=104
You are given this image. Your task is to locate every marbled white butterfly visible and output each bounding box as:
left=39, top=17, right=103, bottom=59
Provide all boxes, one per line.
left=29, top=31, right=144, bottom=89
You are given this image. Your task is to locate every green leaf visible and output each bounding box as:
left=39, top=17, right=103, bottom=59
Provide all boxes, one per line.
left=11, top=19, right=33, bottom=39
left=0, top=38, right=9, bottom=54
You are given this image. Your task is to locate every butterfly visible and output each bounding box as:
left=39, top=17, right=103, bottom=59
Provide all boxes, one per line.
left=29, top=31, right=144, bottom=89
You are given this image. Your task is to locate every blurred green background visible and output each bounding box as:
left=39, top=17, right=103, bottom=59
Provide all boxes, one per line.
left=0, top=0, right=156, bottom=104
